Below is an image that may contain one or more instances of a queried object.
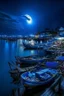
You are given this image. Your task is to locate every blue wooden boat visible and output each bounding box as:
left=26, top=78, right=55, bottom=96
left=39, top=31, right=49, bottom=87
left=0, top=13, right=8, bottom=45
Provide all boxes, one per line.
left=15, top=55, right=46, bottom=67
left=45, top=61, right=59, bottom=69
left=44, top=37, right=64, bottom=54
left=21, top=68, right=58, bottom=87
left=23, top=42, right=44, bottom=49
left=55, top=56, right=64, bottom=61
left=8, top=61, right=40, bottom=80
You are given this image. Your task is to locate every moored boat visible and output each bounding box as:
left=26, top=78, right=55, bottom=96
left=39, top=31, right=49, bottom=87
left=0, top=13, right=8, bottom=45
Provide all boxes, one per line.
left=23, top=42, right=44, bottom=49
left=8, top=61, right=43, bottom=80
left=44, top=37, right=64, bottom=55
left=21, top=68, right=59, bottom=87
left=15, top=55, right=47, bottom=67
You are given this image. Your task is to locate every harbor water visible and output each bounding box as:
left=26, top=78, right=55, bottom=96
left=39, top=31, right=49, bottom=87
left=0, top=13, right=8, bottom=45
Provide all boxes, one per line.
left=0, top=39, right=46, bottom=96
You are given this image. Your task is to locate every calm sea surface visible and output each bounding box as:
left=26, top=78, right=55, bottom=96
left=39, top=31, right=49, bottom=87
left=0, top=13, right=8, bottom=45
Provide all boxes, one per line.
left=0, top=39, right=46, bottom=96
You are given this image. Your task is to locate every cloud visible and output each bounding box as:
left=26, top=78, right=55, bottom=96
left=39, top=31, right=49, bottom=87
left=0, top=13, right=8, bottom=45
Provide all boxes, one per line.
left=0, top=11, right=25, bottom=30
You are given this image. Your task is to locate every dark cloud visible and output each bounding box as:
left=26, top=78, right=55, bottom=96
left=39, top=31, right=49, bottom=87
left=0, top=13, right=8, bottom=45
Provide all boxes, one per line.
left=0, top=11, right=25, bottom=28
left=0, top=11, right=27, bottom=35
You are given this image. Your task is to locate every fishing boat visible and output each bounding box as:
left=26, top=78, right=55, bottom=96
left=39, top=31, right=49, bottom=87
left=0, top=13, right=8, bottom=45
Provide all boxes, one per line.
left=44, top=37, right=64, bottom=55
left=8, top=61, right=43, bottom=80
left=21, top=68, right=59, bottom=87
left=15, top=55, right=37, bottom=61
left=23, top=42, right=44, bottom=49
left=15, top=55, right=47, bottom=67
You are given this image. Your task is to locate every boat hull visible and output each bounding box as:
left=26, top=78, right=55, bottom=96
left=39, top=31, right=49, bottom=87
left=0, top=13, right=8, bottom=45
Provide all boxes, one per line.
left=16, top=56, right=45, bottom=67
left=23, top=42, right=44, bottom=49
left=21, top=68, right=58, bottom=87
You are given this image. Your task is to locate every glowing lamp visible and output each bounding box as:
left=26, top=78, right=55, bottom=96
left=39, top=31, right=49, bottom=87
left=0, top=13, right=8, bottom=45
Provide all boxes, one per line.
left=35, top=35, right=39, bottom=38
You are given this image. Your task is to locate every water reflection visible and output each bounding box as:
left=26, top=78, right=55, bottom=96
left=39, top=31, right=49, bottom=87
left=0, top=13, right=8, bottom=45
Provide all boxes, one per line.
left=0, top=40, right=18, bottom=96
left=0, top=39, right=46, bottom=96
left=31, top=50, right=35, bottom=54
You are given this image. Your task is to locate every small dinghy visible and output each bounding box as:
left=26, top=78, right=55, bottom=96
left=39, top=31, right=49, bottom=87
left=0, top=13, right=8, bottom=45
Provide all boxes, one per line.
left=8, top=61, right=42, bottom=80
left=21, top=68, right=58, bottom=87
left=23, top=42, right=44, bottom=49
left=15, top=55, right=46, bottom=67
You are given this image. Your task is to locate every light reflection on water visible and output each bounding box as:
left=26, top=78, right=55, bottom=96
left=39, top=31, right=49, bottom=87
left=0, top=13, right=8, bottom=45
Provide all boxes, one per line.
left=0, top=40, right=45, bottom=96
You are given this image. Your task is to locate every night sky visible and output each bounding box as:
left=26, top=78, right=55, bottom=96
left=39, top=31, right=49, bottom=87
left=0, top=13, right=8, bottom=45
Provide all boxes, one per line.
left=0, top=0, right=64, bottom=35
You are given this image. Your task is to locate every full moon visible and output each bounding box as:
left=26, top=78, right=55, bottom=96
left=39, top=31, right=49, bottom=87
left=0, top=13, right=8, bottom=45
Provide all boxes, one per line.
left=25, top=14, right=32, bottom=24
